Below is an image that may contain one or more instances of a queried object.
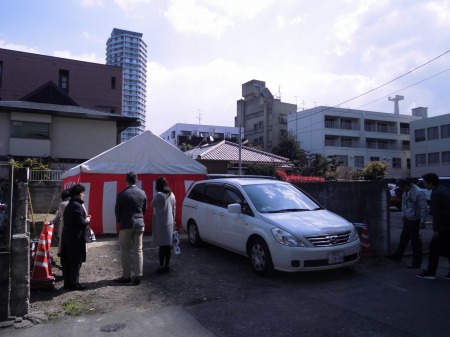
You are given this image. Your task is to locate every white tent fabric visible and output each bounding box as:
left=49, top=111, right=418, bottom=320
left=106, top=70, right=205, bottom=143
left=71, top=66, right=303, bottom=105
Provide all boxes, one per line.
left=62, top=130, right=207, bottom=178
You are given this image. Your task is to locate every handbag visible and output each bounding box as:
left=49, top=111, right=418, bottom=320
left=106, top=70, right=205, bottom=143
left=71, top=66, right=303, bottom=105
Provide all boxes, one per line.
left=85, top=226, right=97, bottom=243
left=172, top=230, right=181, bottom=255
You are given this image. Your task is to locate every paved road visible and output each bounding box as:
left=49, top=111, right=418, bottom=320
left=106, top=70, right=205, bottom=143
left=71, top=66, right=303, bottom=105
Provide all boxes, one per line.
left=2, top=210, right=449, bottom=337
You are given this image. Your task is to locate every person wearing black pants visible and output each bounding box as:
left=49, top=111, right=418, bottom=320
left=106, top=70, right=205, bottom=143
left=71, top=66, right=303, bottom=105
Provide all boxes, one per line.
left=151, top=177, right=176, bottom=274
left=61, top=184, right=91, bottom=290
left=417, top=173, right=450, bottom=280
left=389, top=178, right=428, bottom=269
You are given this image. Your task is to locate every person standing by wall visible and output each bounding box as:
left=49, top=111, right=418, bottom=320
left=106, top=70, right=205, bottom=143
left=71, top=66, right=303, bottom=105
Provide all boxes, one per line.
left=114, top=172, right=147, bottom=285
left=151, top=177, right=176, bottom=274
left=417, top=173, right=450, bottom=280
left=389, top=178, right=428, bottom=269
left=53, top=188, right=70, bottom=257
left=61, top=184, right=91, bottom=291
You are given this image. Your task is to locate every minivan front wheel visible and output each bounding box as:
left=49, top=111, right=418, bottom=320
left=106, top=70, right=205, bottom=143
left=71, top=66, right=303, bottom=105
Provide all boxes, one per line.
left=187, top=221, right=202, bottom=247
left=250, top=237, right=274, bottom=277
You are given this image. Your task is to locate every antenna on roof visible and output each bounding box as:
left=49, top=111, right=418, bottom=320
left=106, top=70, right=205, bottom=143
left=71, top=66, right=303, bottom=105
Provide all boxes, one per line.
left=388, top=95, right=404, bottom=114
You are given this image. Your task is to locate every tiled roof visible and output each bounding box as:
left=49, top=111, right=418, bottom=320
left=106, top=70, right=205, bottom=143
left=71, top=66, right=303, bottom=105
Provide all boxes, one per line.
left=187, top=140, right=290, bottom=164
left=0, top=101, right=138, bottom=126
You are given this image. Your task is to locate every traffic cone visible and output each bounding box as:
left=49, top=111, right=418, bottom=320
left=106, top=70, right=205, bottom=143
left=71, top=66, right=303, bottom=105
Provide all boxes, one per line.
left=359, top=222, right=373, bottom=256
left=353, top=222, right=373, bottom=256
left=31, top=232, right=55, bottom=289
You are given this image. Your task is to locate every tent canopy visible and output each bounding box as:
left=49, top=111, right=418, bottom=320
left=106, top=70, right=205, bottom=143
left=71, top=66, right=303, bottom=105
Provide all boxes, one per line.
left=62, top=130, right=207, bottom=178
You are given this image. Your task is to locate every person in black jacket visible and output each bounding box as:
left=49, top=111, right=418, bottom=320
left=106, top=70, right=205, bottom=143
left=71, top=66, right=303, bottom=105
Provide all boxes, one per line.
left=417, top=173, right=450, bottom=280
left=114, top=172, right=147, bottom=285
left=61, top=184, right=91, bottom=291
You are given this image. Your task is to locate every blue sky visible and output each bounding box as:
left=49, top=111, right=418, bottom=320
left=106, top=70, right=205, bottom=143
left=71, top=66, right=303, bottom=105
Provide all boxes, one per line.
left=1, top=0, right=450, bottom=135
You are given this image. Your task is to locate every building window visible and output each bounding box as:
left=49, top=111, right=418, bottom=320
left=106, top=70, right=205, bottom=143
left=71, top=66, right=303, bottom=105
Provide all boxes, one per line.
left=337, top=155, right=348, bottom=166
left=279, top=114, right=287, bottom=124
left=59, top=69, right=69, bottom=92
left=258, top=121, right=264, bottom=129
left=354, top=156, right=364, bottom=168
left=392, top=158, right=401, bottom=169
left=180, top=130, right=191, bottom=136
left=111, top=76, right=116, bottom=89
left=407, top=158, right=411, bottom=169
left=415, top=154, right=426, bottom=167
left=11, top=121, right=50, bottom=139
left=427, top=126, right=439, bottom=140
left=171, top=131, right=175, bottom=139
left=442, top=151, right=450, bottom=166
left=428, top=152, right=440, bottom=166
left=370, top=157, right=380, bottom=162
left=280, top=129, right=287, bottom=136
left=414, top=129, right=425, bottom=142
left=340, top=119, right=352, bottom=130
left=441, top=124, right=450, bottom=139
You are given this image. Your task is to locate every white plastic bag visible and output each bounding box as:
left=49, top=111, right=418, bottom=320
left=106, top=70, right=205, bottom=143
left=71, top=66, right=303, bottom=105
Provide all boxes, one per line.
left=172, top=230, right=181, bottom=255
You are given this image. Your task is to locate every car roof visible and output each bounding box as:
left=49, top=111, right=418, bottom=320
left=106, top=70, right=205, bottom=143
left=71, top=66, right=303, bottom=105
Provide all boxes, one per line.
left=195, top=177, right=284, bottom=186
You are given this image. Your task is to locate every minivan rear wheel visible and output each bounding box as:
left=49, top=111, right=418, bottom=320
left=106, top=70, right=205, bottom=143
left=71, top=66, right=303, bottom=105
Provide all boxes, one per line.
left=250, top=237, right=274, bottom=277
left=187, top=221, right=202, bottom=247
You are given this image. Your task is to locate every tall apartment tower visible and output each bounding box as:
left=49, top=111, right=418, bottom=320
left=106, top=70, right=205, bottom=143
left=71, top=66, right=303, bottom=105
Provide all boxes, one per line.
left=106, top=28, right=147, bottom=142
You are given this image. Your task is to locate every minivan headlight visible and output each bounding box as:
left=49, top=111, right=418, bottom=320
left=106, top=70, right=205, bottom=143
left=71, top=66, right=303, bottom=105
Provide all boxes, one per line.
left=349, top=227, right=360, bottom=242
left=271, top=228, right=306, bottom=247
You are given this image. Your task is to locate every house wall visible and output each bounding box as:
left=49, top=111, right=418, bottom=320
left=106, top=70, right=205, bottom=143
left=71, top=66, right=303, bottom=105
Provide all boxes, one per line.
left=51, top=117, right=117, bottom=160
left=0, top=48, right=123, bottom=114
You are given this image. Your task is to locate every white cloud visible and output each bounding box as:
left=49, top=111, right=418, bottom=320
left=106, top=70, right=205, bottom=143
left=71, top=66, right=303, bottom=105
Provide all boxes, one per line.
left=164, top=0, right=274, bottom=38
left=0, top=40, right=39, bottom=53
left=52, top=50, right=103, bottom=64
left=80, top=0, right=104, bottom=8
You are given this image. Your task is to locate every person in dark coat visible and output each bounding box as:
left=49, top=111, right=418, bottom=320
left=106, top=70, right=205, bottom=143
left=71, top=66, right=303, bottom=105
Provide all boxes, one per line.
left=417, top=173, right=450, bottom=280
left=61, top=184, right=91, bottom=290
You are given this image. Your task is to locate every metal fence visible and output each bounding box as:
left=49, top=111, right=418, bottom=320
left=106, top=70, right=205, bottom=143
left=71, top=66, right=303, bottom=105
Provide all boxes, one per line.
left=29, top=170, right=64, bottom=182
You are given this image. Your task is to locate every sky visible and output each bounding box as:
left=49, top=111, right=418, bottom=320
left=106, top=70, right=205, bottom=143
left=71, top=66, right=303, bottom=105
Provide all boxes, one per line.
left=1, top=0, right=450, bottom=135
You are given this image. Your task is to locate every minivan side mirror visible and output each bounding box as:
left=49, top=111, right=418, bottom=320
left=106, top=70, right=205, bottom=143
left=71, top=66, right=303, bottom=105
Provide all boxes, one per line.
left=227, top=203, right=242, bottom=214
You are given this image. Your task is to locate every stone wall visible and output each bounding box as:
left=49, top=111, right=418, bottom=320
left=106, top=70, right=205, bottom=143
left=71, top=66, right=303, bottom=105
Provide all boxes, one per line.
left=294, top=180, right=390, bottom=256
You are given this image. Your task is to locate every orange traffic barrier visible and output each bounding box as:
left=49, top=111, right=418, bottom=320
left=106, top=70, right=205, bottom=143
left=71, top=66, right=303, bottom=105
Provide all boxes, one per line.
left=354, top=222, right=373, bottom=256
left=31, top=223, right=55, bottom=289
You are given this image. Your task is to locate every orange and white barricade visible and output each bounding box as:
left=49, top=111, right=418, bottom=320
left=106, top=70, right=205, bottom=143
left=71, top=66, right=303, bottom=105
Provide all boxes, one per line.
left=31, top=222, right=55, bottom=289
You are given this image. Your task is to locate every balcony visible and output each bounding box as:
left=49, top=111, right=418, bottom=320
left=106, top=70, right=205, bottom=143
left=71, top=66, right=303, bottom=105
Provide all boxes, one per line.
left=364, top=125, right=397, bottom=134
left=325, top=121, right=360, bottom=131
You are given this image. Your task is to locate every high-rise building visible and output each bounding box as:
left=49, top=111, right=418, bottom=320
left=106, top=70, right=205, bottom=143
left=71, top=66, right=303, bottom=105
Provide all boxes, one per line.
left=106, top=28, right=147, bottom=142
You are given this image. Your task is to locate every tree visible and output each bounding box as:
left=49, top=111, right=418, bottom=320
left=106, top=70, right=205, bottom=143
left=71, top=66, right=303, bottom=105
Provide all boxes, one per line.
left=303, top=153, right=330, bottom=177
left=9, top=158, right=51, bottom=170
left=363, top=161, right=388, bottom=180
left=245, top=164, right=276, bottom=177
left=272, top=132, right=308, bottom=173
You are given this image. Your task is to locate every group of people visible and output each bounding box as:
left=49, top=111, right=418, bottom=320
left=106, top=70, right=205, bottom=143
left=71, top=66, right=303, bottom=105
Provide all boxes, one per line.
left=390, top=173, right=450, bottom=280
left=55, top=172, right=176, bottom=291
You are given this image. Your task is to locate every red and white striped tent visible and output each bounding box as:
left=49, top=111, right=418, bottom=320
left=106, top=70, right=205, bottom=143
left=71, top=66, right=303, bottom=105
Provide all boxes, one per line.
left=61, top=131, right=207, bottom=234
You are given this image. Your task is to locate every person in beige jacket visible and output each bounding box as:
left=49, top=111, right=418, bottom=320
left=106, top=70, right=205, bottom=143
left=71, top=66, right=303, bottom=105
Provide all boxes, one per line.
left=151, top=177, right=176, bottom=273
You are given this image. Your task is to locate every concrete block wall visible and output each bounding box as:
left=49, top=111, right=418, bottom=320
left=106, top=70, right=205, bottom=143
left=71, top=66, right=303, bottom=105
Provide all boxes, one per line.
left=295, top=180, right=389, bottom=256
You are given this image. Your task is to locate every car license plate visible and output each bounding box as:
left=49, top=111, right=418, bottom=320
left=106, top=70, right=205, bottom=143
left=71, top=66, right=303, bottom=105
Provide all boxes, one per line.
left=328, top=252, right=344, bottom=264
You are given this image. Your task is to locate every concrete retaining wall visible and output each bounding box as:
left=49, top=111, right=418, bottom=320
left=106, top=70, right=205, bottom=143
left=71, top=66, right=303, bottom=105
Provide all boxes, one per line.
left=294, top=180, right=390, bottom=256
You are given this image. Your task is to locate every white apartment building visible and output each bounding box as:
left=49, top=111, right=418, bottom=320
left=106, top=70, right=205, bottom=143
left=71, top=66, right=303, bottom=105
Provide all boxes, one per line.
left=409, top=113, right=450, bottom=177
left=106, top=28, right=147, bottom=142
left=160, top=123, right=242, bottom=149
left=288, top=106, right=427, bottom=179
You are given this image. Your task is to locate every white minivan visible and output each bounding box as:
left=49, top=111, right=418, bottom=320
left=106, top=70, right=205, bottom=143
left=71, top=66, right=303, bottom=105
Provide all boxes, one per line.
left=182, top=178, right=360, bottom=276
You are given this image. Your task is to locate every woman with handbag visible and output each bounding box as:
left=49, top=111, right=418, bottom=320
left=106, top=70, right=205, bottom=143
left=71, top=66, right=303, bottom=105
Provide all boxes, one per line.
left=151, top=177, right=176, bottom=274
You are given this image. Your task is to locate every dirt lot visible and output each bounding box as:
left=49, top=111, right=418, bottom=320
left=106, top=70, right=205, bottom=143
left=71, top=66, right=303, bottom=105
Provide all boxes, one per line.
left=29, top=233, right=264, bottom=322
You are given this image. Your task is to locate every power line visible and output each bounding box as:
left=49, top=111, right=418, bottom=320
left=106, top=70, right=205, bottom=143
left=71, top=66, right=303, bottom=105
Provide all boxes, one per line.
left=289, top=49, right=450, bottom=126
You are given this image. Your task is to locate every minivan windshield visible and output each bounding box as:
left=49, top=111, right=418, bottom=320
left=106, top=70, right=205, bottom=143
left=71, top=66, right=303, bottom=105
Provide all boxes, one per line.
left=243, top=183, right=321, bottom=213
